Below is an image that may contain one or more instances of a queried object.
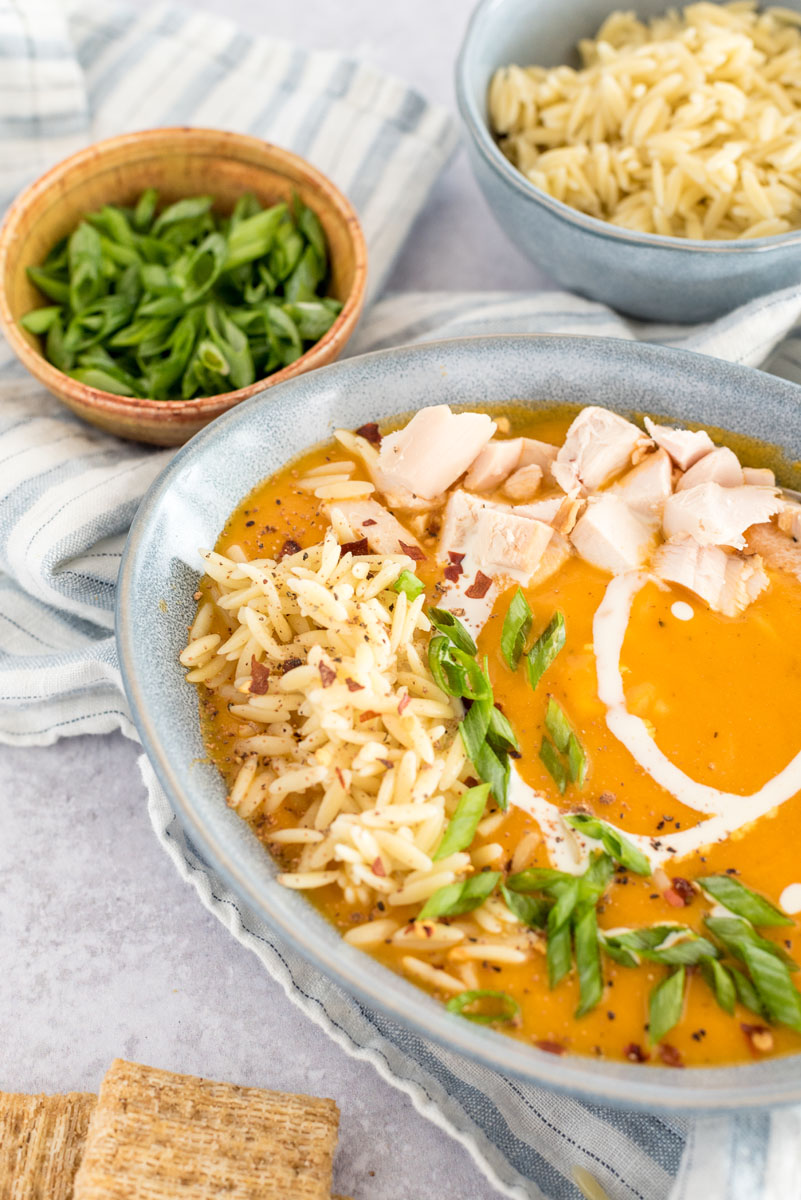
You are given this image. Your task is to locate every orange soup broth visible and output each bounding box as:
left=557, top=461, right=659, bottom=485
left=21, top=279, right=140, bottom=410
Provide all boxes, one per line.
left=197, top=410, right=801, bottom=1066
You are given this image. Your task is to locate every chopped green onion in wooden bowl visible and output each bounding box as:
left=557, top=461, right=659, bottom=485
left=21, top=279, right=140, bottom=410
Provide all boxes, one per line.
left=19, top=189, right=343, bottom=402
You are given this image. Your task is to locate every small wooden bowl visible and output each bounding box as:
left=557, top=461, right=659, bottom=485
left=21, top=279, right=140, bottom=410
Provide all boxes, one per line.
left=0, top=128, right=367, bottom=446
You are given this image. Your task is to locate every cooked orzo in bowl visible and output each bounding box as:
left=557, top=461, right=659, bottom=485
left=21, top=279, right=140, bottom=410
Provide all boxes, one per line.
left=181, top=396, right=801, bottom=1069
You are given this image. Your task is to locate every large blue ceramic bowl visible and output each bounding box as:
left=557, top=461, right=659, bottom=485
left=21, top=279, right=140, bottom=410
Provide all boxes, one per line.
left=455, top=0, right=801, bottom=322
left=117, top=335, right=801, bottom=1111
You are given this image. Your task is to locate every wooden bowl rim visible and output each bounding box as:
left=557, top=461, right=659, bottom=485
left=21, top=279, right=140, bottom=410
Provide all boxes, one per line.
left=0, top=126, right=368, bottom=420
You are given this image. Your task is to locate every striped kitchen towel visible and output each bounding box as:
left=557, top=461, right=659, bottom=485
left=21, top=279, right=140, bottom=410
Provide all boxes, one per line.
left=2, top=2, right=801, bottom=1198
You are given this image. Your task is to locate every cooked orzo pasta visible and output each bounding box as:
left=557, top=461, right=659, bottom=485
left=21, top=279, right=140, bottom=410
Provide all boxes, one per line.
left=489, top=2, right=801, bottom=238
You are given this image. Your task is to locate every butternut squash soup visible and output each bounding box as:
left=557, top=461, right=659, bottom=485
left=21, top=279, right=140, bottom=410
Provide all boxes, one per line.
left=182, top=404, right=801, bottom=1067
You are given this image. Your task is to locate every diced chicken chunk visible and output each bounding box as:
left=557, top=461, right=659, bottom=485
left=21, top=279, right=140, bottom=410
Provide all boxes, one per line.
left=512, top=495, right=584, bottom=534
left=553, top=407, right=651, bottom=495
left=778, top=502, right=801, bottom=541
left=475, top=509, right=553, bottom=579
left=663, top=483, right=782, bottom=549
left=518, top=438, right=559, bottom=476
left=465, top=438, right=522, bottom=492
left=743, top=467, right=776, bottom=488
left=374, top=405, right=495, bottom=504
left=644, top=417, right=715, bottom=471
left=611, top=448, right=673, bottom=515
left=438, top=490, right=495, bottom=557
left=512, top=497, right=564, bottom=524
left=676, top=446, right=743, bottom=491
left=653, top=538, right=769, bottom=617
left=437, top=490, right=555, bottom=635
left=527, top=530, right=572, bottom=590
left=745, top=522, right=801, bottom=584
left=327, top=499, right=422, bottom=556
left=502, top=463, right=543, bottom=501
left=570, top=494, right=657, bottom=574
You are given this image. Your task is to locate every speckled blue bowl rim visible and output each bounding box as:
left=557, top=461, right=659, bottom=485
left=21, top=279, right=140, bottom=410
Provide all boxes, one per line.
left=117, top=334, right=801, bottom=1113
left=455, top=0, right=801, bottom=254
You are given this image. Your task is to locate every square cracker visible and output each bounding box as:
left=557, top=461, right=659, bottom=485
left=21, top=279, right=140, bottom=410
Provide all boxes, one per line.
left=73, top=1059, right=339, bottom=1199
left=0, top=1090, right=96, bottom=1200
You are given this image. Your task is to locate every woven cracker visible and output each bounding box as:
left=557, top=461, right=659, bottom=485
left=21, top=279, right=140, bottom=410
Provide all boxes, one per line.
left=0, top=1090, right=96, bottom=1200
left=73, top=1059, right=338, bottom=1199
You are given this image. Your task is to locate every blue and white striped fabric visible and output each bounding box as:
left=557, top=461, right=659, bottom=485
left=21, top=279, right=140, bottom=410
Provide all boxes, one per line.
left=2, top=3, right=801, bottom=1197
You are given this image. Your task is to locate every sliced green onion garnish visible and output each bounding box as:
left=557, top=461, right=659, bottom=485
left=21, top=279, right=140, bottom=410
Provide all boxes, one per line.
left=649, top=966, right=686, bottom=1043
left=418, top=871, right=501, bottom=920
left=576, top=852, right=614, bottom=908
left=433, top=783, right=491, bottom=861
left=393, top=569, right=424, bottom=601
left=698, top=876, right=793, bottom=927
left=574, top=906, right=603, bottom=1016
left=701, top=959, right=736, bottom=1015
left=473, top=739, right=511, bottom=811
left=563, top=813, right=651, bottom=876
left=20, top=305, right=63, bottom=334
left=548, top=877, right=580, bottom=933
left=459, top=696, right=493, bottom=763
left=730, top=965, right=767, bottom=1020
left=526, top=610, right=566, bottom=691
left=506, top=867, right=575, bottom=893
left=486, top=703, right=519, bottom=755
left=547, top=918, right=573, bottom=989
left=539, top=735, right=568, bottom=794
left=741, top=942, right=801, bottom=1033
left=543, top=698, right=587, bottom=788
left=567, top=732, right=587, bottom=788
left=705, top=916, right=798, bottom=970
left=544, top=696, right=572, bottom=753
left=427, top=607, right=477, bottom=656
left=500, top=588, right=532, bottom=671
left=428, top=635, right=459, bottom=696
left=604, top=925, right=718, bottom=966
left=446, top=989, right=520, bottom=1025
left=500, top=884, right=550, bottom=929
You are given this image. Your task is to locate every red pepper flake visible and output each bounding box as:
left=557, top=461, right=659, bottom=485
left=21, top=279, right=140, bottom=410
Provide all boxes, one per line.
left=671, top=877, right=695, bottom=904
left=371, top=856, right=386, bottom=877
left=356, top=422, right=382, bottom=446
left=535, top=1040, right=565, bottom=1056
left=741, top=1023, right=774, bottom=1054
left=345, top=678, right=364, bottom=692
left=362, top=518, right=377, bottom=527
left=624, top=1042, right=649, bottom=1063
left=335, top=767, right=346, bottom=789
left=360, top=710, right=380, bottom=722
left=318, top=661, right=336, bottom=688
left=281, top=657, right=304, bottom=675
left=444, top=552, right=464, bottom=583
left=465, top=570, right=493, bottom=599
left=341, top=537, right=371, bottom=556
left=398, top=540, right=425, bottom=561
left=663, top=887, right=686, bottom=908
left=278, top=538, right=302, bottom=560
left=249, top=657, right=271, bottom=694
left=658, top=1044, right=684, bottom=1068
left=464, top=776, right=479, bottom=788
left=398, top=692, right=410, bottom=715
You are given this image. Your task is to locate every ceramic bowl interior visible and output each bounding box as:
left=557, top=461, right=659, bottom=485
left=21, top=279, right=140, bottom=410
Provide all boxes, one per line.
left=117, top=334, right=801, bottom=1111
left=0, top=127, right=367, bottom=446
